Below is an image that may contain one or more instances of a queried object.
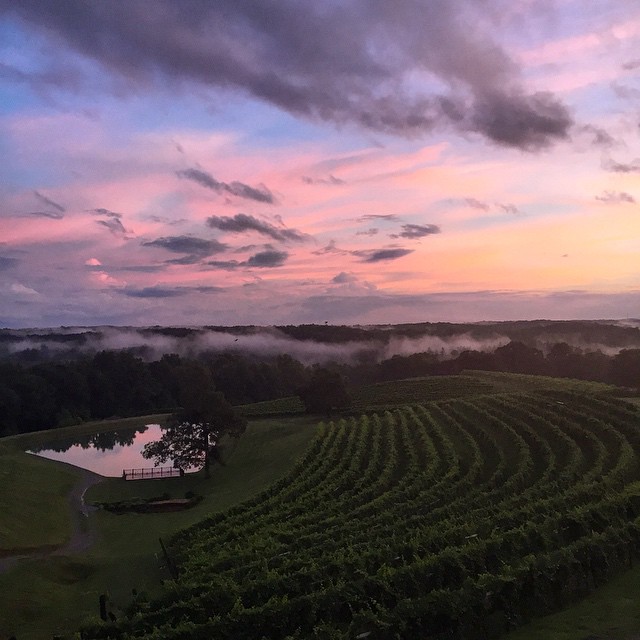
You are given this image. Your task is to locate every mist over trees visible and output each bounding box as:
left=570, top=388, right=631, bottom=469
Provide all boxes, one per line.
left=1, top=321, right=640, bottom=437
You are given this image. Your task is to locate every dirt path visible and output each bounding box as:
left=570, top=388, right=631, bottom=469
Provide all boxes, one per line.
left=0, top=469, right=104, bottom=574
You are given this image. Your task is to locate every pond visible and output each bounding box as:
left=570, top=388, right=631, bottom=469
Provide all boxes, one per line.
left=29, top=424, right=187, bottom=477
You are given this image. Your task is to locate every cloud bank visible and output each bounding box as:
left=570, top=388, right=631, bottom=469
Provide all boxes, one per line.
left=2, top=0, right=573, bottom=150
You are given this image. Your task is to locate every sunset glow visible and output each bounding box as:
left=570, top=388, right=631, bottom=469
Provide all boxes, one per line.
left=1, top=1, right=639, bottom=327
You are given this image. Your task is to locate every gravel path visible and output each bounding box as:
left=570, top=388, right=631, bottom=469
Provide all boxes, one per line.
left=0, top=468, right=104, bottom=574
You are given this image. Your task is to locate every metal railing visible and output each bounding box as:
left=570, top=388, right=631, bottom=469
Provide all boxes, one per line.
left=122, top=466, right=184, bottom=480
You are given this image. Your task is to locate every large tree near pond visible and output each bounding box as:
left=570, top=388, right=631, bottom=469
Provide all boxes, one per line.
left=142, top=364, right=246, bottom=477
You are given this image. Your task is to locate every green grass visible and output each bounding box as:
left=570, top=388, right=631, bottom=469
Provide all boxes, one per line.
left=0, top=452, right=78, bottom=553
left=508, top=565, right=640, bottom=640
left=0, top=414, right=318, bottom=640
left=238, top=395, right=305, bottom=416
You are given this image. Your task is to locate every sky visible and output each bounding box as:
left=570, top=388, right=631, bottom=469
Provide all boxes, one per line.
left=0, top=0, right=639, bottom=328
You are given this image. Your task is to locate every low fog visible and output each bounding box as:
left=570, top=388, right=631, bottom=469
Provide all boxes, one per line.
left=2, top=321, right=639, bottom=366
left=3, top=326, right=508, bottom=365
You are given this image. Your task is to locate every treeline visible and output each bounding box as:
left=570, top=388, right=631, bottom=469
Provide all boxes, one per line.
left=1, top=341, right=639, bottom=437
left=367, top=341, right=640, bottom=389
left=0, top=351, right=307, bottom=436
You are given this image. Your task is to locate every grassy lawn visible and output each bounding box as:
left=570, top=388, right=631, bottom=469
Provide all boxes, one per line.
left=0, top=452, right=78, bottom=553
left=0, top=415, right=318, bottom=640
left=0, top=414, right=170, bottom=554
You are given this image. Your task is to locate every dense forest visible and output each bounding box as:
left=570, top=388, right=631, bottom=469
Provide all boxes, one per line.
left=1, top=320, right=639, bottom=437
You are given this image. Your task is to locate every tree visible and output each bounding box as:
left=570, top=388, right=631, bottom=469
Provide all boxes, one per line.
left=297, top=367, right=351, bottom=417
left=494, top=341, right=545, bottom=374
left=610, top=349, right=640, bottom=389
left=142, top=364, right=246, bottom=477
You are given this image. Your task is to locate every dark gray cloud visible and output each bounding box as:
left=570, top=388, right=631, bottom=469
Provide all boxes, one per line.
left=90, top=208, right=130, bottom=236
left=83, top=261, right=165, bottom=274
left=497, top=203, right=520, bottom=215
left=34, top=190, right=65, bottom=213
left=28, top=210, right=65, bottom=220
left=312, top=240, right=349, bottom=256
left=302, top=175, right=345, bottom=185
left=120, top=286, right=188, bottom=299
left=332, top=271, right=358, bottom=284
left=166, top=255, right=208, bottom=266
left=0, top=256, right=19, bottom=270
left=1, top=0, right=572, bottom=150
left=354, top=248, right=414, bottom=263
left=145, top=214, right=188, bottom=226
left=465, top=198, right=490, bottom=211
left=357, top=214, right=400, bottom=222
left=611, top=82, right=640, bottom=101
left=0, top=59, right=84, bottom=95
left=194, top=285, right=224, bottom=294
left=356, top=228, right=379, bottom=236
left=596, top=190, right=636, bottom=204
left=578, top=124, right=616, bottom=148
left=119, top=284, right=223, bottom=298
left=116, top=264, right=167, bottom=273
left=391, top=223, right=440, bottom=239
left=97, top=217, right=127, bottom=235
left=622, top=59, right=640, bottom=71
left=603, top=158, right=640, bottom=173
left=461, top=198, right=519, bottom=214
left=206, top=213, right=307, bottom=242
left=470, top=91, right=572, bottom=151
left=207, top=249, right=289, bottom=270
left=142, top=235, right=228, bottom=262
left=206, top=260, right=242, bottom=271
left=177, top=168, right=275, bottom=204
left=246, top=249, right=288, bottom=267
left=28, top=190, right=66, bottom=218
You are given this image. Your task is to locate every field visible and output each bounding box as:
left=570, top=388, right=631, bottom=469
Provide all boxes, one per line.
left=2, top=372, right=640, bottom=639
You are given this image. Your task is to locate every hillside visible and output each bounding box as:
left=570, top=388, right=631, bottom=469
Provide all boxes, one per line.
left=77, top=375, right=640, bottom=640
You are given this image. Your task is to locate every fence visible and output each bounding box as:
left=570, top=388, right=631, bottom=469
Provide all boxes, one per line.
left=122, top=466, right=184, bottom=480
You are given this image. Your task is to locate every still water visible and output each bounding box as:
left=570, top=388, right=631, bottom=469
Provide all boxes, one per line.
left=29, top=424, right=172, bottom=477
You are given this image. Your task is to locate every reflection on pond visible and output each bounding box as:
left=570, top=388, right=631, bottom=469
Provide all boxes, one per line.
left=29, top=424, right=181, bottom=477
left=31, top=426, right=145, bottom=454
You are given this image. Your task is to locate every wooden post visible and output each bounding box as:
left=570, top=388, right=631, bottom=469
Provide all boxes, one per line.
left=99, top=594, right=107, bottom=621
left=159, top=537, right=179, bottom=580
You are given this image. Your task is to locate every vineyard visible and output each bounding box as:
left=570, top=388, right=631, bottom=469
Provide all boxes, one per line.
left=239, top=371, right=620, bottom=416
left=83, top=387, right=640, bottom=639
